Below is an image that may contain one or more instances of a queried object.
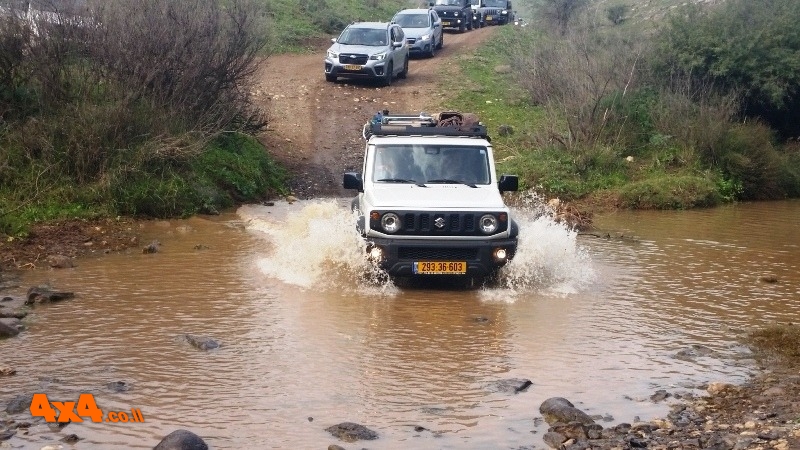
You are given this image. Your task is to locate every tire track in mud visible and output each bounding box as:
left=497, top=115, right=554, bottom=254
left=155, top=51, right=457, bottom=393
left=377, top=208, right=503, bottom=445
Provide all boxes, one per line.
left=254, top=27, right=498, bottom=199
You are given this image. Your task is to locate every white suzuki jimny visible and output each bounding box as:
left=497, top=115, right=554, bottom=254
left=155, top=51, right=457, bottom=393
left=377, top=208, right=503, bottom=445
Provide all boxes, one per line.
left=343, top=111, right=519, bottom=280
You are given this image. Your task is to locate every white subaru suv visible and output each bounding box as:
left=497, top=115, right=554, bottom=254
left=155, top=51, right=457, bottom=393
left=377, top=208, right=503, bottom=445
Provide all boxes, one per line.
left=343, top=111, right=519, bottom=280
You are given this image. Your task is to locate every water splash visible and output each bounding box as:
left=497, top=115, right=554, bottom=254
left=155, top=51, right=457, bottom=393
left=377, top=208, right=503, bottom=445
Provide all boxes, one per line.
left=483, top=193, right=596, bottom=298
left=239, top=200, right=394, bottom=293
left=239, top=196, right=594, bottom=294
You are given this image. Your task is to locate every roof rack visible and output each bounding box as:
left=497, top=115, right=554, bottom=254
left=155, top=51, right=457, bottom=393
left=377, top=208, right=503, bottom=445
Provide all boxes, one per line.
left=362, top=111, right=490, bottom=140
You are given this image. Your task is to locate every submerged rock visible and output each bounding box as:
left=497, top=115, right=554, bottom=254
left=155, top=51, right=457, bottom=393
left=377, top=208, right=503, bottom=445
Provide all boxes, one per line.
left=153, top=429, right=208, bottom=450
left=183, top=334, right=220, bottom=351
left=325, top=422, right=378, bottom=442
left=26, top=286, right=75, bottom=304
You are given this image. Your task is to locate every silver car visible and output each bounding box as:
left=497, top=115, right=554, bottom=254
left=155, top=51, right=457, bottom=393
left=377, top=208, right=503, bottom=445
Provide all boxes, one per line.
left=392, top=8, right=444, bottom=58
left=324, top=22, right=410, bottom=86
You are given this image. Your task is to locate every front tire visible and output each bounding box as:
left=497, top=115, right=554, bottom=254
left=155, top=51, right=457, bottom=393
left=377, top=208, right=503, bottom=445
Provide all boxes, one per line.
left=398, top=57, right=408, bottom=78
left=436, top=33, right=443, bottom=49
left=382, top=62, right=393, bottom=86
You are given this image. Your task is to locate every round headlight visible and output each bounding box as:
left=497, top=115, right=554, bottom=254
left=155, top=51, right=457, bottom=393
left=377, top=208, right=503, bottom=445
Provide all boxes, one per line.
left=381, top=213, right=401, bottom=234
left=479, top=214, right=498, bottom=234
left=454, top=11, right=460, bottom=16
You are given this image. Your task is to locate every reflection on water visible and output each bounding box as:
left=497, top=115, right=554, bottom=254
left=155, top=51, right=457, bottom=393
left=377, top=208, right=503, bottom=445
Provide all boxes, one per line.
left=1, top=200, right=798, bottom=449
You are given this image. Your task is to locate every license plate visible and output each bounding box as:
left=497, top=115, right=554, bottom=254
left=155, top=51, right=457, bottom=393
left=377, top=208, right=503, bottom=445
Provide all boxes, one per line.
left=343, top=64, right=361, bottom=71
left=414, top=261, right=466, bottom=275
left=486, top=16, right=493, bottom=20
left=442, top=21, right=450, bottom=26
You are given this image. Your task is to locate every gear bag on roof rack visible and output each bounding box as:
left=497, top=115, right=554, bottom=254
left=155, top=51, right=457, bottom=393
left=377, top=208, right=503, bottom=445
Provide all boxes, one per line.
left=362, top=110, right=488, bottom=140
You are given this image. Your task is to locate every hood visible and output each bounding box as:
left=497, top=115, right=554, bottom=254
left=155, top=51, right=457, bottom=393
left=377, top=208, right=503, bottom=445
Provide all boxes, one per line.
left=402, top=28, right=433, bottom=38
left=329, top=43, right=387, bottom=56
left=365, top=184, right=507, bottom=210
left=434, top=5, right=466, bottom=12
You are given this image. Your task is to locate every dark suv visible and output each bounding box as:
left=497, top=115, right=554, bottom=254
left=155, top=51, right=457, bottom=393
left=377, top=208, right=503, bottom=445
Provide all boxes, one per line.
left=324, top=22, right=410, bottom=86
left=479, top=0, right=514, bottom=25
left=431, top=0, right=473, bottom=32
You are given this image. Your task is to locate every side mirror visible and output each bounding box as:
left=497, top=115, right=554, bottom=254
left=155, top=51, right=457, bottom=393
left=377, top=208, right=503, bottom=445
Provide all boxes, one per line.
left=343, top=172, right=364, bottom=192
left=429, top=1, right=434, bottom=6
left=331, top=37, right=336, bottom=43
left=498, top=174, right=518, bottom=193
left=392, top=41, right=403, bottom=49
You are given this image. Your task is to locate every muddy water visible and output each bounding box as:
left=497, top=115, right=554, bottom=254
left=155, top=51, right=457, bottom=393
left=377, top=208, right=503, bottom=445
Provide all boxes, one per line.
left=1, top=199, right=799, bottom=449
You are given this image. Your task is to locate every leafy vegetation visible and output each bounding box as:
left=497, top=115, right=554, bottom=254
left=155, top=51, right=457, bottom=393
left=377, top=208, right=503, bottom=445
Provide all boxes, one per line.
left=445, top=0, right=800, bottom=209
left=0, top=0, right=287, bottom=237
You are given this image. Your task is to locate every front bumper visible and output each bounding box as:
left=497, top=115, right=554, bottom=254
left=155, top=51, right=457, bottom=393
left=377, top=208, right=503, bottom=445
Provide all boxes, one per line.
left=483, top=13, right=509, bottom=25
left=324, top=58, right=388, bottom=79
left=366, top=237, right=518, bottom=277
left=406, top=38, right=434, bottom=55
left=439, top=17, right=466, bottom=29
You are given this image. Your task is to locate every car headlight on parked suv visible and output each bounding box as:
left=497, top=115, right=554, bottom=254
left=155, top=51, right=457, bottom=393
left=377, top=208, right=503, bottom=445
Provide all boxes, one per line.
left=453, top=11, right=460, bottom=16
left=501, top=10, right=508, bottom=14
left=327, top=50, right=339, bottom=59
left=370, top=52, right=387, bottom=61
left=479, top=214, right=498, bottom=234
left=420, top=34, right=431, bottom=41
left=381, top=213, right=401, bottom=233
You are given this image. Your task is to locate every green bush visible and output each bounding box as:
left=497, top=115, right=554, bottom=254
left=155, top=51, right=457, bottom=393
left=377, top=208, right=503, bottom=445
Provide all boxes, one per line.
left=713, top=123, right=784, bottom=200
left=192, top=133, right=288, bottom=202
left=654, top=0, right=800, bottom=137
left=109, top=133, right=287, bottom=218
left=619, top=175, right=721, bottom=209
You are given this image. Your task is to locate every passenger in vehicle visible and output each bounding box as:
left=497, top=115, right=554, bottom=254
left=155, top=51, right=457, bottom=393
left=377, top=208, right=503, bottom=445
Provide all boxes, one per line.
left=375, top=149, right=423, bottom=181
left=374, top=150, right=398, bottom=180
left=367, top=30, right=386, bottom=46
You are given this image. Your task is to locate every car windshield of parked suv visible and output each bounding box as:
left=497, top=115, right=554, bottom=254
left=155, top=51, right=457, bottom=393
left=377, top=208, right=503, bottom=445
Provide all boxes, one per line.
left=435, top=0, right=461, bottom=5
left=337, top=27, right=387, bottom=46
left=483, top=0, right=508, bottom=7
left=394, top=13, right=430, bottom=28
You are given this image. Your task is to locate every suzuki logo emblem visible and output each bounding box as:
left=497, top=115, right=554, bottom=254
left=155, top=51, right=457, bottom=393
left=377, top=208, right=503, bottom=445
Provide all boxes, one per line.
left=434, top=217, right=446, bottom=228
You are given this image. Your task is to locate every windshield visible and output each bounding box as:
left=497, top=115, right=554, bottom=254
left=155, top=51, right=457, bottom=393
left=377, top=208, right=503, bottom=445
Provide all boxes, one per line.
left=372, top=145, right=491, bottom=185
left=483, top=0, right=508, bottom=7
left=435, top=0, right=461, bottom=6
left=337, top=27, right=388, bottom=46
left=393, top=14, right=430, bottom=28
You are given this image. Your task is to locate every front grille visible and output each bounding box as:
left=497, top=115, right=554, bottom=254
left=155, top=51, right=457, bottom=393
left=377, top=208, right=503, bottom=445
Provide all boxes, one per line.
left=339, top=53, right=368, bottom=65
left=406, top=38, right=416, bottom=44
left=398, top=247, right=479, bottom=260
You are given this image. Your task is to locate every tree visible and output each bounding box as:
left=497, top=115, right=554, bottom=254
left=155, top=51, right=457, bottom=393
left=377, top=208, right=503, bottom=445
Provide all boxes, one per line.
left=655, top=0, right=800, bottom=138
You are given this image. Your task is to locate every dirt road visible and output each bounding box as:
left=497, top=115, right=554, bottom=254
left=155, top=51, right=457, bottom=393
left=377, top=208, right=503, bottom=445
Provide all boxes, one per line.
left=253, top=26, right=498, bottom=199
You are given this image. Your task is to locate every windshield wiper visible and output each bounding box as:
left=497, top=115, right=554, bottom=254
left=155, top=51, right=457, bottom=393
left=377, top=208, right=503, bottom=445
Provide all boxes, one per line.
left=377, top=178, right=427, bottom=187
left=426, top=179, right=477, bottom=188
